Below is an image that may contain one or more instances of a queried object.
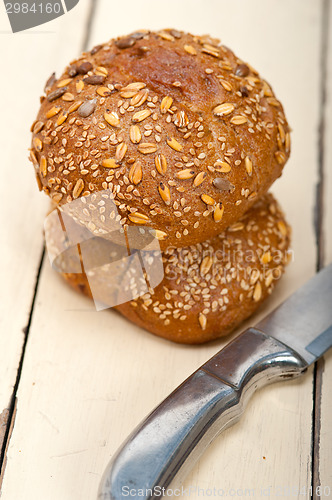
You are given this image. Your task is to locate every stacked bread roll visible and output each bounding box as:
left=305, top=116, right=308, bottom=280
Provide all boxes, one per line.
left=30, top=29, right=291, bottom=343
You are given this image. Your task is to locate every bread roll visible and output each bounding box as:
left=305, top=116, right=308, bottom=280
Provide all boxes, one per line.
left=31, top=29, right=290, bottom=249
left=53, top=193, right=291, bottom=344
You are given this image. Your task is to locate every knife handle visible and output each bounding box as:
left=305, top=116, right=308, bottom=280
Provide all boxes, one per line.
left=98, top=328, right=308, bottom=500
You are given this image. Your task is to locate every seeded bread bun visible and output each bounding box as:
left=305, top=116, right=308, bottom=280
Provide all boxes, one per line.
left=51, top=193, right=291, bottom=344
left=31, top=29, right=290, bottom=249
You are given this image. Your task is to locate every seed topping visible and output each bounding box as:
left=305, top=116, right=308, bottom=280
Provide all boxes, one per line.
left=78, top=99, right=97, bottom=118
left=130, top=125, right=142, bottom=144
left=213, top=178, right=235, bottom=192
left=83, top=75, right=106, bottom=85
left=104, top=112, right=120, bottom=127
left=201, top=194, right=215, bottom=205
left=193, top=172, right=207, bottom=187
left=214, top=160, right=231, bottom=173
left=155, top=154, right=167, bottom=175
left=132, top=109, right=151, bottom=122
left=158, top=182, right=171, bottom=205
left=213, top=103, right=235, bottom=116
left=128, top=212, right=150, bottom=224
left=176, top=169, right=195, bottom=180
left=167, top=137, right=183, bottom=151
left=138, top=143, right=157, bottom=154
left=160, top=96, right=173, bottom=114
left=198, top=313, right=207, bottom=330
left=77, top=62, right=93, bottom=74
left=47, top=87, right=67, bottom=102
left=128, top=162, right=143, bottom=185
left=214, top=203, right=224, bottom=222
left=73, top=179, right=84, bottom=199
left=184, top=44, right=197, bottom=55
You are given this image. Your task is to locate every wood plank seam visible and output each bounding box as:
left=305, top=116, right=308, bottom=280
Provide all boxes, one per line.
left=312, top=0, right=331, bottom=498
left=0, top=0, right=100, bottom=488
left=0, top=246, right=45, bottom=482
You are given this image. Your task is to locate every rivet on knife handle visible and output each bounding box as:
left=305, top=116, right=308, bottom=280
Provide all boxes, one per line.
left=98, top=328, right=307, bottom=500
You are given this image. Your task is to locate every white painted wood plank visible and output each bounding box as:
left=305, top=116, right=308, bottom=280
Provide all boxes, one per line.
left=1, top=0, right=322, bottom=498
left=0, top=2, right=93, bottom=433
left=0, top=0, right=92, bottom=469
left=318, top=0, right=332, bottom=493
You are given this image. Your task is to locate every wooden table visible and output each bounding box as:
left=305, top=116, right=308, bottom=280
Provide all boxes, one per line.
left=0, top=0, right=331, bottom=498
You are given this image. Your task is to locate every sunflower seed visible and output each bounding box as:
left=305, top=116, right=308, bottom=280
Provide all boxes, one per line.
left=115, top=36, right=136, bottom=49
left=235, top=64, right=249, bottom=77
left=77, top=62, right=93, bottom=74
left=47, top=87, right=67, bottom=102
left=213, top=178, right=235, bottom=192
left=84, top=75, right=106, bottom=85
left=78, top=99, right=97, bottom=118
left=91, top=44, right=103, bottom=55
left=44, top=72, right=56, bottom=92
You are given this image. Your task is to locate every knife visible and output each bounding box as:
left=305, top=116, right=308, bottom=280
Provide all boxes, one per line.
left=98, top=264, right=332, bottom=500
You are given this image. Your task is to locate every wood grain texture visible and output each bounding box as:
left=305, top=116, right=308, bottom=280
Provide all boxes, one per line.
left=1, top=0, right=330, bottom=499
left=0, top=0, right=93, bottom=483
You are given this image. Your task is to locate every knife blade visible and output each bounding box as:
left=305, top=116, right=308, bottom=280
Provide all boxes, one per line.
left=98, top=264, right=332, bottom=500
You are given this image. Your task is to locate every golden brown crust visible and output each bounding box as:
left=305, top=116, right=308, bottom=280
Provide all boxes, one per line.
left=31, top=29, right=290, bottom=249
left=59, top=193, right=291, bottom=344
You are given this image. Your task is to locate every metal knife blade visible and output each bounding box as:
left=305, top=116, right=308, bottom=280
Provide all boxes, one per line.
left=98, top=265, right=332, bottom=500
left=256, top=263, right=332, bottom=363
